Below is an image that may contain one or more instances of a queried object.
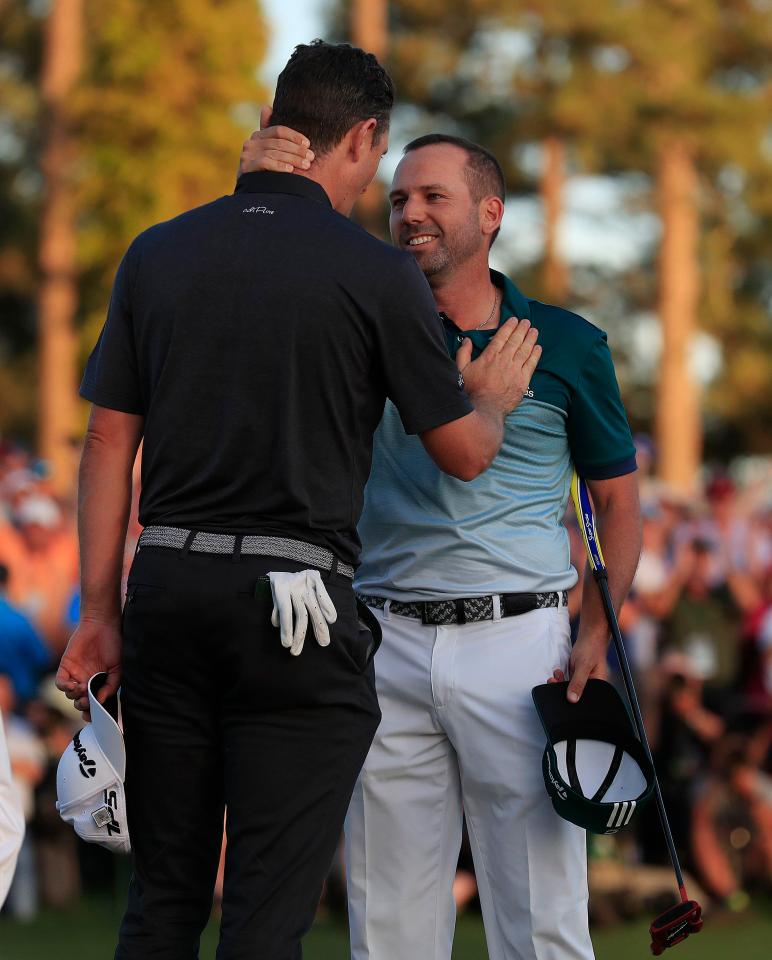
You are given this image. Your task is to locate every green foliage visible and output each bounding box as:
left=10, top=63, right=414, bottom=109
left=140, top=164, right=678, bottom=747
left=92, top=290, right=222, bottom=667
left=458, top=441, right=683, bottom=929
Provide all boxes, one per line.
left=0, top=0, right=268, bottom=441
left=359, top=0, right=772, bottom=459
left=73, top=0, right=268, bottom=344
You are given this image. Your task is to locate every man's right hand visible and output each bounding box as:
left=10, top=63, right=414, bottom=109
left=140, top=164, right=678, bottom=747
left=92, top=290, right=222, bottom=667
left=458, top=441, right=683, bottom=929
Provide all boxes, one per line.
left=56, top=618, right=122, bottom=722
left=420, top=317, right=541, bottom=481
left=239, top=106, right=314, bottom=175
left=456, top=317, right=541, bottom=415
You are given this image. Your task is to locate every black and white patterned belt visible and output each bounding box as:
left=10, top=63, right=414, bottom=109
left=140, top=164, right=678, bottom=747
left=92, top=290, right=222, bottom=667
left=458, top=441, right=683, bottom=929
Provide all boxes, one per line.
left=138, top=525, right=355, bottom=579
left=357, top=591, right=568, bottom=626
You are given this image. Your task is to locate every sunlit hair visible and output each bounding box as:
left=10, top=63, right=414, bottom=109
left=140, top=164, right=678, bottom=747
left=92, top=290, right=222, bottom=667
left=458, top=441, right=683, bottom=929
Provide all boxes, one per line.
left=403, top=133, right=505, bottom=245
left=271, top=40, right=395, bottom=156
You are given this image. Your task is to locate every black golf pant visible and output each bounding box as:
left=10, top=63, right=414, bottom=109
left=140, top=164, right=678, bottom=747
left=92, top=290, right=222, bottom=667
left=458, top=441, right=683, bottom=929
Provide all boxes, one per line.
left=115, top=546, right=381, bottom=960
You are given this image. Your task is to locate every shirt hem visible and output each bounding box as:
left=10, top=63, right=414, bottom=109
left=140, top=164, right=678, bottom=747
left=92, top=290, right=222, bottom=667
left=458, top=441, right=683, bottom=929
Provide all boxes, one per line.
left=79, top=385, right=144, bottom=416
left=403, top=398, right=474, bottom=436
left=576, top=455, right=637, bottom=480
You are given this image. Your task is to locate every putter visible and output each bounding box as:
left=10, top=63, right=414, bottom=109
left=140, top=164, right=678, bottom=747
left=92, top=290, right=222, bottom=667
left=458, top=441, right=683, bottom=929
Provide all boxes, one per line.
left=571, top=474, right=703, bottom=955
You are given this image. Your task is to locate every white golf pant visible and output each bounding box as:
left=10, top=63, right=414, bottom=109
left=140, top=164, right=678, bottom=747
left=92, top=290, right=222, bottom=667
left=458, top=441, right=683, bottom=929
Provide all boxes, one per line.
left=345, top=604, right=594, bottom=960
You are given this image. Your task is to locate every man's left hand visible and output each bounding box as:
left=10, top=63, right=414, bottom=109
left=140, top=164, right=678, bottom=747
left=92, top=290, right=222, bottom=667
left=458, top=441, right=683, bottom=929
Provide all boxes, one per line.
left=547, top=632, right=608, bottom=702
left=239, top=106, right=314, bottom=175
left=56, top=618, right=123, bottom=721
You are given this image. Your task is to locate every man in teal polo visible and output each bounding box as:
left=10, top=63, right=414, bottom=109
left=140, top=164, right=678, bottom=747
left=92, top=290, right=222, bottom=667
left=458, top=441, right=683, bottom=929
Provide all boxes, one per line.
left=242, top=131, right=641, bottom=960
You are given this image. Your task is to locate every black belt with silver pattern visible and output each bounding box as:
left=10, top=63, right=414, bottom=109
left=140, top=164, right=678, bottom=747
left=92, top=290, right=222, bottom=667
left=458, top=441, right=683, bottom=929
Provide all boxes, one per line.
left=358, top=591, right=568, bottom=625
left=138, top=525, right=355, bottom=579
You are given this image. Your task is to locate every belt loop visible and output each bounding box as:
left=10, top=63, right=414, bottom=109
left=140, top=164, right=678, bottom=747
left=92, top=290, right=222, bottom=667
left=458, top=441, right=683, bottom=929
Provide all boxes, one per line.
left=382, top=599, right=392, bottom=621
left=492, top=594, right=502, bottom=622
left=180, top=530, right=197, bottom=558
left=231, top=535, right=243, bottom=564
left=455, top=599, right=466, bottom=625
left=331, top=558, right=340, bottom=577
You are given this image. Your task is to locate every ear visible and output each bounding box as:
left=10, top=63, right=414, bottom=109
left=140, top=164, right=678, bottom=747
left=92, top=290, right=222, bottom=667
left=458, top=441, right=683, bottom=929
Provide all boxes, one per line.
left=480, top=196, right=504, bottom=243
left=260, top=105, right=273, bottom=130
left=349, top=118, right=378, bottom=161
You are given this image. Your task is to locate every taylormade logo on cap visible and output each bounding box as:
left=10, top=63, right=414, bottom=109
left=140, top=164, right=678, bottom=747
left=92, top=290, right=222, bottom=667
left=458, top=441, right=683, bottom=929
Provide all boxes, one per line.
left=56, top=673, right=131, bottom=855
left=72, top=731, right=96, bottom=778
left=546, top=752, right=568, bottom=800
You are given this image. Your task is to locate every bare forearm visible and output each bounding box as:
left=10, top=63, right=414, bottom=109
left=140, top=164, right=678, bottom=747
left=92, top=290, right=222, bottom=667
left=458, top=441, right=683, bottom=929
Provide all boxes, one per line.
left=464, top=400, right=505, bottom=474
left=78, top=410, right=142, bottom=622
left=78, top=435, right=132, bottom=621
left=577, top=476, right=642, bottom=642
left=420, top=403, right=505, bottom=481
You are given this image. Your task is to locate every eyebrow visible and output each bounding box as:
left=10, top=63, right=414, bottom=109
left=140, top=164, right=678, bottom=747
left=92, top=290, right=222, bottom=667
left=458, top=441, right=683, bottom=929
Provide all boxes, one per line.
left=388, top=183, right=452, bottom=200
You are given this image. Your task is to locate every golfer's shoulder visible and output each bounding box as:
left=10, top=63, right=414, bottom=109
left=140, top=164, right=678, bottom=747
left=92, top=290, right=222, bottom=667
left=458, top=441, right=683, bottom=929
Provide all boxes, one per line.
left=327, top=213, right=423, bottom=282
left=530, top=299, right=604, bottom=344
left=528, top=299, right=609, bottom=374
left=131, top=197, right=228, bottom=251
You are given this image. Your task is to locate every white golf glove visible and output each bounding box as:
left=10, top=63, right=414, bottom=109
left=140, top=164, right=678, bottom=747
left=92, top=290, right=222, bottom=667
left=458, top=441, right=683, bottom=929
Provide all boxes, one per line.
left=268, top=570, right=337, bottom=656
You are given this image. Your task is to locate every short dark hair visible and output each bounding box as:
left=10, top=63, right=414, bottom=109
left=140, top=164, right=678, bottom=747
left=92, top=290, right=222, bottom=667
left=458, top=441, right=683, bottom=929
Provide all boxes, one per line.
left=404, top=134, right=505, bottom=203
left=271, top=40, right=395, bottom=156
left=403, top=134, right=506, bottom=245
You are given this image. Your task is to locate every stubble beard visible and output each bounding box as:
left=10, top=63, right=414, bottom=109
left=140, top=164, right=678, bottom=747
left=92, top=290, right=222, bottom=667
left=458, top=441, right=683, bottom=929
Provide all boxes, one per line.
left=411, top=211, right=483, bottom=281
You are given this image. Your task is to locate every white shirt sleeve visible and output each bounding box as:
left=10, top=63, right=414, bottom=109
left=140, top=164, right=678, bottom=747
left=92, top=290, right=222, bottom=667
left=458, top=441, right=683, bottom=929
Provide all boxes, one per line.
left=0, top=713, right=25, bottom=908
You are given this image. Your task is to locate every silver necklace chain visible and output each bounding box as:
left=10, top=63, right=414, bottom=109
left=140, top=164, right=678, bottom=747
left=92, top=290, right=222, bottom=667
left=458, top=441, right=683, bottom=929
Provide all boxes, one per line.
left=473, top=288, right=500, bottom=331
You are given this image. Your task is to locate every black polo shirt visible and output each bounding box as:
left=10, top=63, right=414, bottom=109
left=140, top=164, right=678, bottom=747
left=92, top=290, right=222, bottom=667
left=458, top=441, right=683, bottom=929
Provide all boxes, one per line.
left=80, top=172, right=471, bottom=565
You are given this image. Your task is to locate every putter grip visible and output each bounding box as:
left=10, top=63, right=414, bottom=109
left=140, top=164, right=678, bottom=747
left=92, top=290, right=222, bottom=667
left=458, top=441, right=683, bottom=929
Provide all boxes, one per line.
left=570, top=473, right=606, bottom=574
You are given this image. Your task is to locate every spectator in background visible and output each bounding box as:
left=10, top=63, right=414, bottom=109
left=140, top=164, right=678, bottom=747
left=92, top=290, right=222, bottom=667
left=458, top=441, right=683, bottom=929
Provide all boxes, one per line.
left=737, top=562, right=772, bottom=712
left=641, top=654, right=725, bottom=877
left=28, top=679, right=83, bottom=909
left=757, top=599, right=772, bottom=703
left=692, top=732, right=772, bottom=909
left=0, top=495, right=78, bottom=654
left=698, top=475, right=770, bottom=587
left=0, top=564, right=51, bottom=703
left=0, top=706, right=25, bottom=909
left=0, top=674, right=45, bottom=919
left=626, top=500, right=671, bottom=682
left=653, top=537, right=758, bottom=715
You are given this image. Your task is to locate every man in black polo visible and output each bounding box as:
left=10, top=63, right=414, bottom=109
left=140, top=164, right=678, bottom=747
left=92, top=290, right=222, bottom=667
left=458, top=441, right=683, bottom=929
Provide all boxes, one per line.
left=55, top=41, right=540, bottom=960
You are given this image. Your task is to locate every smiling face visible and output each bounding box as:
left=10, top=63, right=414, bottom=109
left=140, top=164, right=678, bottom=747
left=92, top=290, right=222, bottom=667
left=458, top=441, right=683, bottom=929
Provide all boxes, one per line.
left=388, top=144, right=488, bottom=280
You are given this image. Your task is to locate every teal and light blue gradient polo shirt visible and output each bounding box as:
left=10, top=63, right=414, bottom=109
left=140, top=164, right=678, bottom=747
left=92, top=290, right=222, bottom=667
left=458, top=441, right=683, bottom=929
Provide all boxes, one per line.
left=355, top=271, right=636, bottom=600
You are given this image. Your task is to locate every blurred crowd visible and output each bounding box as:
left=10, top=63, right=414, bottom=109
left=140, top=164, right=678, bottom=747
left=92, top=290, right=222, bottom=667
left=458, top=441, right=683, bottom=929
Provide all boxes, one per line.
left=0, top=436, right=770, bottom=924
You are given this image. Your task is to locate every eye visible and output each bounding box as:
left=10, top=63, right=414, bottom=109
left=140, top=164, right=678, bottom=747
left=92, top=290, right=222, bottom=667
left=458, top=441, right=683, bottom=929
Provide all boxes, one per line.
left=390, top=197, right=406, bottom=210
left=427, top=193, right=446, bottom=200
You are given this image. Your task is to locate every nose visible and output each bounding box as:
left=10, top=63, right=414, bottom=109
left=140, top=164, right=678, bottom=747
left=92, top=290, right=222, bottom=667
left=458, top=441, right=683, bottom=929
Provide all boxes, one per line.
left=401, top=195, right=426, bottom=224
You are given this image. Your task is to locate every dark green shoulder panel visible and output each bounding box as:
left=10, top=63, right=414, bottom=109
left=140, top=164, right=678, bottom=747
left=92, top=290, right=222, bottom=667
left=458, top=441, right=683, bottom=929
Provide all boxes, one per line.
left=524, top=300, right=604, bottom=414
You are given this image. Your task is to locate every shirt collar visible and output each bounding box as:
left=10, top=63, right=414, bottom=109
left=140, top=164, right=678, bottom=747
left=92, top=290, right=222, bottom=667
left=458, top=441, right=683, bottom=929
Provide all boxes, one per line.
left=495, top=270, right=531, bottom=323
left=440, top=270, right=531, bottom=338
left=234, top=171, right=332, bottom=208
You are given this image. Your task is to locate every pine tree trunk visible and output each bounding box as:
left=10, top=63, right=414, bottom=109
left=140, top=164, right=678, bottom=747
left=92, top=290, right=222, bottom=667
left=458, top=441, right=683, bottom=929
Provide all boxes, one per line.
left=655, top=139, right=701, bottom=495
left=541, top=136, right=568, bottom=303
left=37, top=0, right=82, bottom=497
left=351, top=0, right=388, bottom=239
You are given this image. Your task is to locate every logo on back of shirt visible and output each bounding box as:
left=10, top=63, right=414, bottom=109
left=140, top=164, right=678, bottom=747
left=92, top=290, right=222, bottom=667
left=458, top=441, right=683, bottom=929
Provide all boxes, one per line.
left=242, top=206, right=274, bottom=215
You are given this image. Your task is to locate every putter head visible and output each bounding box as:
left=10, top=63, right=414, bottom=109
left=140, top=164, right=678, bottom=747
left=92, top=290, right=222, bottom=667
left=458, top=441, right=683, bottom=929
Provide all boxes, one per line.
left=649, top=900, right=703, bottom=955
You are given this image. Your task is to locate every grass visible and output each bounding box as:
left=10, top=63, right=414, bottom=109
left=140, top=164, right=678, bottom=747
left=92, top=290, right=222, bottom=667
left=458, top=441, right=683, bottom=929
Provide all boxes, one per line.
left=1, top=896, right=770, bottom=959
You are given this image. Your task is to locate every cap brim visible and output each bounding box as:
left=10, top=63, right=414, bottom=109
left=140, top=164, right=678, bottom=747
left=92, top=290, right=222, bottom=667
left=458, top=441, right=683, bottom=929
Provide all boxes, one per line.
left=533, top=679, right=656, bottom=832
left=87, top=674, right=125, bottom=780
left=533, top=679, right=634, bottom=742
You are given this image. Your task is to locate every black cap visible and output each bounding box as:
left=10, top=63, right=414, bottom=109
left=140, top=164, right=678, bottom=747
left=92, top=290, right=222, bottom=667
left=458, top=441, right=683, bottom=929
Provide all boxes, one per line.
left=532, top=679, right=655, bottom=834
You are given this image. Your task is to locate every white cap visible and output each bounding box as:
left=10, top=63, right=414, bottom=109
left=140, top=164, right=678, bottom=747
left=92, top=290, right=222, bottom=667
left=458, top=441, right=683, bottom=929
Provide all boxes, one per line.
left=56, top=674, right=130, bottom=855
